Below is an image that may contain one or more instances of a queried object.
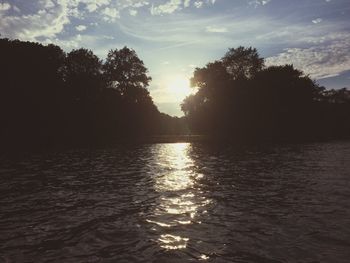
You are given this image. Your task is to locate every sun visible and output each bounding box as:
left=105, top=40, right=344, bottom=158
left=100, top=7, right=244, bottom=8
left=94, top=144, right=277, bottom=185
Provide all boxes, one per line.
left=166, top=75, right=193, bottom=99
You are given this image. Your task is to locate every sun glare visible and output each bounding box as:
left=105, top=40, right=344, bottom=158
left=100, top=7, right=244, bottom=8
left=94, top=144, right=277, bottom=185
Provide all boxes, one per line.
left=166, top=75, right=193, bottom=99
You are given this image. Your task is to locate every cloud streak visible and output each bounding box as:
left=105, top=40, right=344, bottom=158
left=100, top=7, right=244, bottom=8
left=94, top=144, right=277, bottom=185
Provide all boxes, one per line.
left=0, top=2, right=11, bottom=11
left=0, top=0, right=70, bottom=41
left=266, top=32, right=350, bottom=79
left=150, top=0, right=182, bottom=15
left=0, top=0, right=349, bottom=116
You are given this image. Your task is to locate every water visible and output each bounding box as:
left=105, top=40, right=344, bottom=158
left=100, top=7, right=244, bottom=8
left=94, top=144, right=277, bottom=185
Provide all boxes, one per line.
left=1, top=141, right=350, bottom=262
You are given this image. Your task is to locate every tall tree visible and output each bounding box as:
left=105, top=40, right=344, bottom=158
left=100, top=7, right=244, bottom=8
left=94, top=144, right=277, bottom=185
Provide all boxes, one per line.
left=222, top=46, right=264, bottom=80
left=103, top=47, right=158, bottom=135
left=103, top=47, right=152, bottom=102
left=64, top=48, right=103, bottom=101
left=182, top=46, right=350, bottom=141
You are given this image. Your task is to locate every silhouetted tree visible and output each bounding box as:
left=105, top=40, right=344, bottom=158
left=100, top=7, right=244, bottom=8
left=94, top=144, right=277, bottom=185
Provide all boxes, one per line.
left=64, top=48, right=103, bottom=100
left=102, top=47, right=158, bottom=135
left=0, top=38, right=186, bottom=150
left=222, top=46, right=264, bottom=80
left=103, top=47, right=151, bottom=99
left=1, top=38, right=348, bottom=149
left=0, top=39, right=66, bottom=148
left=182, top=46, right=350, bottom=142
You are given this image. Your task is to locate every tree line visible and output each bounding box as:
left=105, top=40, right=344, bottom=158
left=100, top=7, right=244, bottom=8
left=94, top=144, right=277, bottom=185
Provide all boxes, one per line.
left=181, top=46, right=350, bottom=142
left=1, top=39, right=349, bottom=150
left=0, top=38, right=186, bottom=150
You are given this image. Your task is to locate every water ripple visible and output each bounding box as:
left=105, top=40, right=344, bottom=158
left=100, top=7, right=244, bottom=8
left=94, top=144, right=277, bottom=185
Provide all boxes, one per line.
left=0, top=141, right=350, bottom=262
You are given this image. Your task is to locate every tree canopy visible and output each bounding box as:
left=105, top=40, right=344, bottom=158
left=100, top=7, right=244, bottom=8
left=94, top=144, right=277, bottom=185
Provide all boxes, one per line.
left=222, top=46, right=264, bottom=80
left=182, top=46, right=350, bottom=141
left=0, top=38, right=348, bottom=149
left=0, top=38, right=186, bottom=150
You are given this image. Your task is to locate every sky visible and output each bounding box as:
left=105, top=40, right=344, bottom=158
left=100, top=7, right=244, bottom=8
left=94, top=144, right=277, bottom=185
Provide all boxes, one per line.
left=1, top=0, right=350, bottom=116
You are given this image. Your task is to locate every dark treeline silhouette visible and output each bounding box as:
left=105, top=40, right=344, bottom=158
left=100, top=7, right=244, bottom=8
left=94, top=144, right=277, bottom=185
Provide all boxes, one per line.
left=182, top=46, right=350, bottom=142
left=1, top=39, right=349, bottom=150
left=0, top=38, right=187, bottom=150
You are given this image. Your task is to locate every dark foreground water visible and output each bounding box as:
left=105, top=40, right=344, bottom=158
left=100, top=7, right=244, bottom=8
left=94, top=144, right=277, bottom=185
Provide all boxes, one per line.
left=1, top=141, right=350, bottom=262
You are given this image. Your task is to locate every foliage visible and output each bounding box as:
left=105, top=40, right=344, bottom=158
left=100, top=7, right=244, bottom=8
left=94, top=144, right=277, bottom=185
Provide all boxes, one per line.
left=182, top=47, right=350, bottom=141
left=222, top=46, right=264, bottom=80
left=0, top=38, right=185, bottom=149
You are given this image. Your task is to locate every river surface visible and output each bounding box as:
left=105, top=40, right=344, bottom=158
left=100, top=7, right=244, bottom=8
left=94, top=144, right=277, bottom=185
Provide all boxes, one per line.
left=0, top=141, right=350, bottom=262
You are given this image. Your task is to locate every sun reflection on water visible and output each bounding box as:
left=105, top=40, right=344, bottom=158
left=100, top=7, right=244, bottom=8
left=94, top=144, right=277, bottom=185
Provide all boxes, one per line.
left=147, top=143, right=211, bottom=253
left=159, top=234, right=189, bottom=250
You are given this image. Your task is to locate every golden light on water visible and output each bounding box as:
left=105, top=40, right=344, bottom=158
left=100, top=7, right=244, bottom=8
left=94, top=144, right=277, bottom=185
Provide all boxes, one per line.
left=146, top=143, right=211, bottom=254
left=158, top=234, right=189, bottom=250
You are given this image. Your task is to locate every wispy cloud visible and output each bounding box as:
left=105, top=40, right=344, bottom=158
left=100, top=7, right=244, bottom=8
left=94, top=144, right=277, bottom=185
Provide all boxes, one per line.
left=266, top=32, right=350, bottom=79
left=0, top=0, right=349, bottom=116
left=206, top=25, right=228, bottom=33
left=0, top=0, right=70, bottom=41
left=312, top=18, right=322, bottom=24
left=249, top=0, right=271, bottom=8
left=0, top=2, right=11, bottom=11
left=117, top=13, right=269, bottom=47
left=102, top=7, right=120, bottom=22
left=129, top=9, right=138, bottom=16
left=194, top=1, right=204, bottom=8
left=83, top=0, right=111, bottom=13
left=184, top=0, right=191, bottom=8
left=150, top=0, right=182, bottom=15
left=13, top=5, right=21, bottom=13
left=75, top=24, right=87, bottom=31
